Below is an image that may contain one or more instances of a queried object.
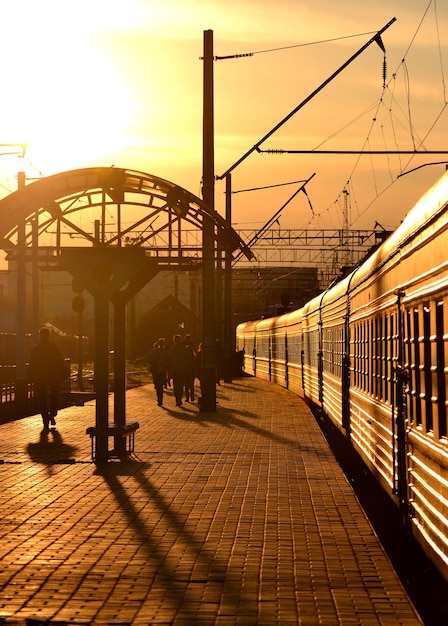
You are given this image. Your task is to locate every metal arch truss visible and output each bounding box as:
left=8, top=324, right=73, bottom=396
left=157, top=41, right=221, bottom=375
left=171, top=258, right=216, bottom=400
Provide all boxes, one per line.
left=0, top=167, right=253, bottom=264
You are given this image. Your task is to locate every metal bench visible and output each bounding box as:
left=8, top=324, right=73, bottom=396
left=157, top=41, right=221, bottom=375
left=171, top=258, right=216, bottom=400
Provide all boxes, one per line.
left=86, top=421, right=140, bottom=461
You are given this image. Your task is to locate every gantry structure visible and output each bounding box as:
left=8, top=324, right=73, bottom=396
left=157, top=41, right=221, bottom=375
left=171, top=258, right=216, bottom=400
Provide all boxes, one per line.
left=231, top=227, right=390, bottom=287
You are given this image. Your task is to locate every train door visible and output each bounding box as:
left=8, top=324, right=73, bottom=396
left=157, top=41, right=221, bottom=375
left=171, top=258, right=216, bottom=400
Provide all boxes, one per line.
left=252, top=338, right=256, bottom=376
left=342, top=315, right=351, bottom=434
left=269, top=335, right=272, bottom=381
left=392, top=290, right=410, bottom=526
left=318, top=305, right=324, bottom=404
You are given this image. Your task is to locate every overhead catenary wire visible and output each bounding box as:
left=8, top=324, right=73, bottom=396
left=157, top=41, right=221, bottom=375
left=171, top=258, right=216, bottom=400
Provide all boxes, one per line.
left=294, top=0, right=447, bottom=230
left=212, top=31, right=377, bottom=60
left=231, top=179, right=309, bottom=194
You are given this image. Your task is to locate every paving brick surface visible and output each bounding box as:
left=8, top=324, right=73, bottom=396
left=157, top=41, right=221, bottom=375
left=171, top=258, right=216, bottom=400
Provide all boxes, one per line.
left=0, top=377, right=422, bottom=625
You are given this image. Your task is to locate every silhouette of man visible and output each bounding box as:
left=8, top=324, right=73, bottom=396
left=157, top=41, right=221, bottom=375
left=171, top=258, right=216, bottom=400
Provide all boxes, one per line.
left=29, top=327, right=67, bottom=429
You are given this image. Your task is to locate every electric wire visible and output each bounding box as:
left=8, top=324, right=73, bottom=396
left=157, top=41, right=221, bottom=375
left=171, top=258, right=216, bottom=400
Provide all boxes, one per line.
left=312, top=0, right=447, bottom=231
left=214, top=31, right=377, bottom=60
left=434, top=0, right=448, bottom=103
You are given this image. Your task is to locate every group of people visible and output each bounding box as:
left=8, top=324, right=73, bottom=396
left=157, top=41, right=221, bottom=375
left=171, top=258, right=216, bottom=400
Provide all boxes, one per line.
left=148, top=334, right=200, bottom=407
left=27, top=327, right=222, bottom=429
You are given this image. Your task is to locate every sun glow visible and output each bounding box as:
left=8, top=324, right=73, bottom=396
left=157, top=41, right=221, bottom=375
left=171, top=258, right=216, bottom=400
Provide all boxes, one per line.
left=0, top=1, right=140, bottom=176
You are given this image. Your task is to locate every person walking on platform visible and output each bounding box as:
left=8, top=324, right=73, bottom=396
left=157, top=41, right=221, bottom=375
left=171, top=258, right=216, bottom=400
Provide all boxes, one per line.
left=158, top=337, right=170, bottom=389
left=148, top=340, right=168, bottom=406
left=183, top=334, right=197, bottom=402
left=168, top=334, right=187, bottom=407
left=28, top=327, right=67, bottom=429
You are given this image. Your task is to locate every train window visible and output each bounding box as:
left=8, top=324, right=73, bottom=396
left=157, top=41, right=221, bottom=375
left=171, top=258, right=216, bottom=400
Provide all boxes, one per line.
left=376, top=316, right=384, bottom=399
left=405, top=310, right=414, bottom=424
left=361, top=322, right=369, bottom=391
left=372, top=318, right=376, bottom=395
left=356, top=322, right=362, bottom=391
left=413, top=309, right=422, bottom=427
left=322, top=330, right=328, bottom=372
left=436, top=301, right=447, bottom=438
left=380, top=316, right=383, bottom=399
left=423, top=304, right=433, bottom=433
left=384, top=315, right=389, bottom=403
left=353, top=324, right=358, bottom=388
left=369, top=319, right=374, bottom=395
left=390, top=313, right=399, bottom=410
left=322, top=328, right=338, bottom=376
left=306, top=330, right=319, bottom=369
left=361, top=321, right=366, bottom=391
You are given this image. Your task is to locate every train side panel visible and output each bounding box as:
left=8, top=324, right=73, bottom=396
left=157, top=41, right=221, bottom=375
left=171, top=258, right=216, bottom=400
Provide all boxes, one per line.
left=282, top=310, right=304, bottom=397
left=320, top=276, right=351, bottom=431
left=252, top=318, right=275, bottom=382
left=348, top=276, right=399, bottom=492
left=302, top=293, right=324, bottom=406
left=271, top=310, right=304, bottom=396
left=347, top=173, right=448, bottom=578
left=400, top=210, right=448, bottom=578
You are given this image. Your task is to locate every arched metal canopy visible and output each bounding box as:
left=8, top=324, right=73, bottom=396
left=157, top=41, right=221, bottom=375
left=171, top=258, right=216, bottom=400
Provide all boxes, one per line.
left=3, top=167, right=252, bottom=462
left=0, top=167, right=253, bottom=261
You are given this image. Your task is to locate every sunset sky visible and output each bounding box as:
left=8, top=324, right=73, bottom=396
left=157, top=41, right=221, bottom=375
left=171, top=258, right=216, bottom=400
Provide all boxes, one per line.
left=0, top=0, right=447, bottom=237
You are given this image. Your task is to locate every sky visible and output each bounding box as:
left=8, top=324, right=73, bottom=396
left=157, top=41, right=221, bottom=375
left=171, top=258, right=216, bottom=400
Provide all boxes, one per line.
left=0, top=0, right=447, bottom=239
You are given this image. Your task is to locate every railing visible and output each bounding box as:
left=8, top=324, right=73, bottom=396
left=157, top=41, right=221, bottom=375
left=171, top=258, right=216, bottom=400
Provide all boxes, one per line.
left=0, top=360, right=71, bottom=424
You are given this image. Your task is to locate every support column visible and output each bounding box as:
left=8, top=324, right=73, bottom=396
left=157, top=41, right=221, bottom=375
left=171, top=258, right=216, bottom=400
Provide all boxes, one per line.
left=94, top=295, right=110, bottom=463
left=113, top=298, right=126, bottom=457
left=15, top=171, right=27, bottom=415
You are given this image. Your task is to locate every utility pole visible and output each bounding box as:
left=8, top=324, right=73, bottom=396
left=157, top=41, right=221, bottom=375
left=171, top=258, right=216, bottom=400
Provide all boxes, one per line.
left=201, top=29, right=217, bottom=411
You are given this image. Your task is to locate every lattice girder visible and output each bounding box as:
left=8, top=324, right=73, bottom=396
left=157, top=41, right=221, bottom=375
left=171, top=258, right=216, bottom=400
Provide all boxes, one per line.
left=0, top=167, right=253, bottom=261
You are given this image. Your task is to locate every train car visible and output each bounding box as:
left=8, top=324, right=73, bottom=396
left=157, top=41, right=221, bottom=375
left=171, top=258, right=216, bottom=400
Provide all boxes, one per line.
left=236, top=171, right=448, bottom=581
left=268, top=309, right=299, bottom=393
left=301, top=291, right=325, bottom=405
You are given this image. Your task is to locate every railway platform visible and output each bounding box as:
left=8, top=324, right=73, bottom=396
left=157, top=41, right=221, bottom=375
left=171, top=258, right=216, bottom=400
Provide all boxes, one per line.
left=0, top=376, right=443, bottom=625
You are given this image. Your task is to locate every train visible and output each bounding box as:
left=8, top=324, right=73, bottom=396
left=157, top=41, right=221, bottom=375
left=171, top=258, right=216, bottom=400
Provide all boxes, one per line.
left=236, top=170, right=448, bottom=581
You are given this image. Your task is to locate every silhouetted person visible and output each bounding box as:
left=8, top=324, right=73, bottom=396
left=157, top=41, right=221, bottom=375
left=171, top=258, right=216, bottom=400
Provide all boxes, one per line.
left=148, top=340, right=168, bottom=406
left=158, top=337, right=170, bottom=389
left=29, top=327, right=67, bottom=429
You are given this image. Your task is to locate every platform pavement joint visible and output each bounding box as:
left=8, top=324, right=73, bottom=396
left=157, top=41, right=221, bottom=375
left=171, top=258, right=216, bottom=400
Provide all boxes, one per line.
left=0, top=377, right=423, bottom=625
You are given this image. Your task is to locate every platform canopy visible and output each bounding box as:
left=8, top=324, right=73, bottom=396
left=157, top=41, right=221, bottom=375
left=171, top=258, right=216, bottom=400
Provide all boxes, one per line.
left=0, top=167, right=253, bottom=264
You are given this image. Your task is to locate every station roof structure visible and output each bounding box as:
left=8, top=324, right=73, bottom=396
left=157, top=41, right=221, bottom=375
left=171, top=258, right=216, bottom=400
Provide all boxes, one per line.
left=0, top=167, right=254, bottom=267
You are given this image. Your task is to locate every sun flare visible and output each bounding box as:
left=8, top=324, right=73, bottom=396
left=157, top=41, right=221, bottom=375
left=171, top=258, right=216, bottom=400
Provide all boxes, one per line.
left=0, top=2, right=139, bottom=176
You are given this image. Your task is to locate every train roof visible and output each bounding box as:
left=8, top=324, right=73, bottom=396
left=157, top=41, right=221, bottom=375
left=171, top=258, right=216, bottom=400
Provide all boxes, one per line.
left=237, top=172, right=448, bottom=326
left=347, top=170, right=448, bottom=290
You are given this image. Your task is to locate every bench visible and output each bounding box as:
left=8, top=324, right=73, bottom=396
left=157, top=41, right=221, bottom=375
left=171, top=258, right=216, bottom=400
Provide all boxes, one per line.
left=86, top=421, right=140, bottom=461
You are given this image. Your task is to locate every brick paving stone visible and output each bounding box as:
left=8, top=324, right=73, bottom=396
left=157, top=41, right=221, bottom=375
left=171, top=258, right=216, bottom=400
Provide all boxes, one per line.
left=0, top=377, right=423, bottom=625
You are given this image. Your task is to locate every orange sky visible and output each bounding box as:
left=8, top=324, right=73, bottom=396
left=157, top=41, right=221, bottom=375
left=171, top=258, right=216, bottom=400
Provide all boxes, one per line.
left=0, top=0, right=447, bottom=238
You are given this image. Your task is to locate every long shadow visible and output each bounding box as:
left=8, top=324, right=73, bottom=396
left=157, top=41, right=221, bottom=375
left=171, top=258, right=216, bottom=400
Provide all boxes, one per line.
left=168, top=403, right=304, bottom=450
left=203, top=411, right=302, bottom=447
left=96, top=462, right=251, bottom=625
left=222, top=379, right=257, bottom=392
left=26, top=428, right=78, bottom=473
